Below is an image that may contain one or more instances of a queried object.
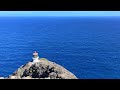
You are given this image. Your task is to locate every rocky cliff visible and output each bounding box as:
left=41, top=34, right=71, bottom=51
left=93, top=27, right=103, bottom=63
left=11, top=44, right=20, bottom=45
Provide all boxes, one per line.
left=7, top=58, right=77, bottom=79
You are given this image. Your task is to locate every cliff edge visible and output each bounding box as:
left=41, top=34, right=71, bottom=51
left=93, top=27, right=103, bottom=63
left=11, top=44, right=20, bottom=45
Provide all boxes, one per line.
left=8, top=58, right=77, bottom=79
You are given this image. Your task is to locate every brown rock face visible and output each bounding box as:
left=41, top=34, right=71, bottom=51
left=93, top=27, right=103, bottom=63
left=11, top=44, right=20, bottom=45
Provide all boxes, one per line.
left=9, top=58, right=77, bottom=79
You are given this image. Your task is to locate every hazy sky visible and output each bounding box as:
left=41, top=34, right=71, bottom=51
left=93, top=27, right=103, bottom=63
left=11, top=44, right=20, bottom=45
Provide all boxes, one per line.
left=0, top=11, right=120, bottom=17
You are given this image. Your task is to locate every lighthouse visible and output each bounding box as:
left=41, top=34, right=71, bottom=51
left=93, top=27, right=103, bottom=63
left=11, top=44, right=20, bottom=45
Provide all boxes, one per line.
left=32, top=51, right=39, bottom=63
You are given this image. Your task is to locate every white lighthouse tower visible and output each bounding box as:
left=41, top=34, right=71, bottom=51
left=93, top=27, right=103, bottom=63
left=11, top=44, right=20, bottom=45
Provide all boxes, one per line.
left=32, top=51, right=39, bottom=63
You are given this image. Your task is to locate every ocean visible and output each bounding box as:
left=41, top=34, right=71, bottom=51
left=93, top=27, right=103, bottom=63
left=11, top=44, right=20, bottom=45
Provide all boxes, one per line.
left=0, top=16, right=120, bottom=79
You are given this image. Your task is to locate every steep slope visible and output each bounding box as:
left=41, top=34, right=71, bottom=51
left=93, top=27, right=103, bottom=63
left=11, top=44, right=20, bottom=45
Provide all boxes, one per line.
left=8, top=58, right=77, bottom=79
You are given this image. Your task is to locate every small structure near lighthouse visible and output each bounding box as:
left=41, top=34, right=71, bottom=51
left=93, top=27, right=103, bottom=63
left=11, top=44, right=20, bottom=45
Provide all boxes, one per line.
left=32, top=51, right=39, bottom=63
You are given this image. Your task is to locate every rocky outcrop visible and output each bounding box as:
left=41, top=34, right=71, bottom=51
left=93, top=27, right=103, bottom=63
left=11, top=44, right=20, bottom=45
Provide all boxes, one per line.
left=8, top=58, right=77, bottom=79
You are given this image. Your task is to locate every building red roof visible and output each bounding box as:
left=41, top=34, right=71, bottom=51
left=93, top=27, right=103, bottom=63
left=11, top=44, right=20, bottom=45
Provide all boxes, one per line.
left=33, top=51, right=38, bottom=56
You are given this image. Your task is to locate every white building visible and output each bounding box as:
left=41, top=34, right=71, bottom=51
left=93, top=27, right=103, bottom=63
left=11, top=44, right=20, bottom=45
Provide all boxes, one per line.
left=32, top=51, right=39, bottom=63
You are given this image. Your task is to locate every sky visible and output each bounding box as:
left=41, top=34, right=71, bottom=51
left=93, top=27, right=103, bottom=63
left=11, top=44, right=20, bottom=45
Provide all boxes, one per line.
left=0, top=11, right=120, bottom=17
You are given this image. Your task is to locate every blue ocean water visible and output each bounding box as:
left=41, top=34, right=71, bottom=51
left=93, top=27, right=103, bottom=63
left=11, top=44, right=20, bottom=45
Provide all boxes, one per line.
left=0, top=16, right=120, bottom=79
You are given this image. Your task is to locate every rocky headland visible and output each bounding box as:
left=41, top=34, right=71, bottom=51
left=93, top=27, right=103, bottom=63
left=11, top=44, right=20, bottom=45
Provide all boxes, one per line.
left=1, top=58, right=77, bottom=79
